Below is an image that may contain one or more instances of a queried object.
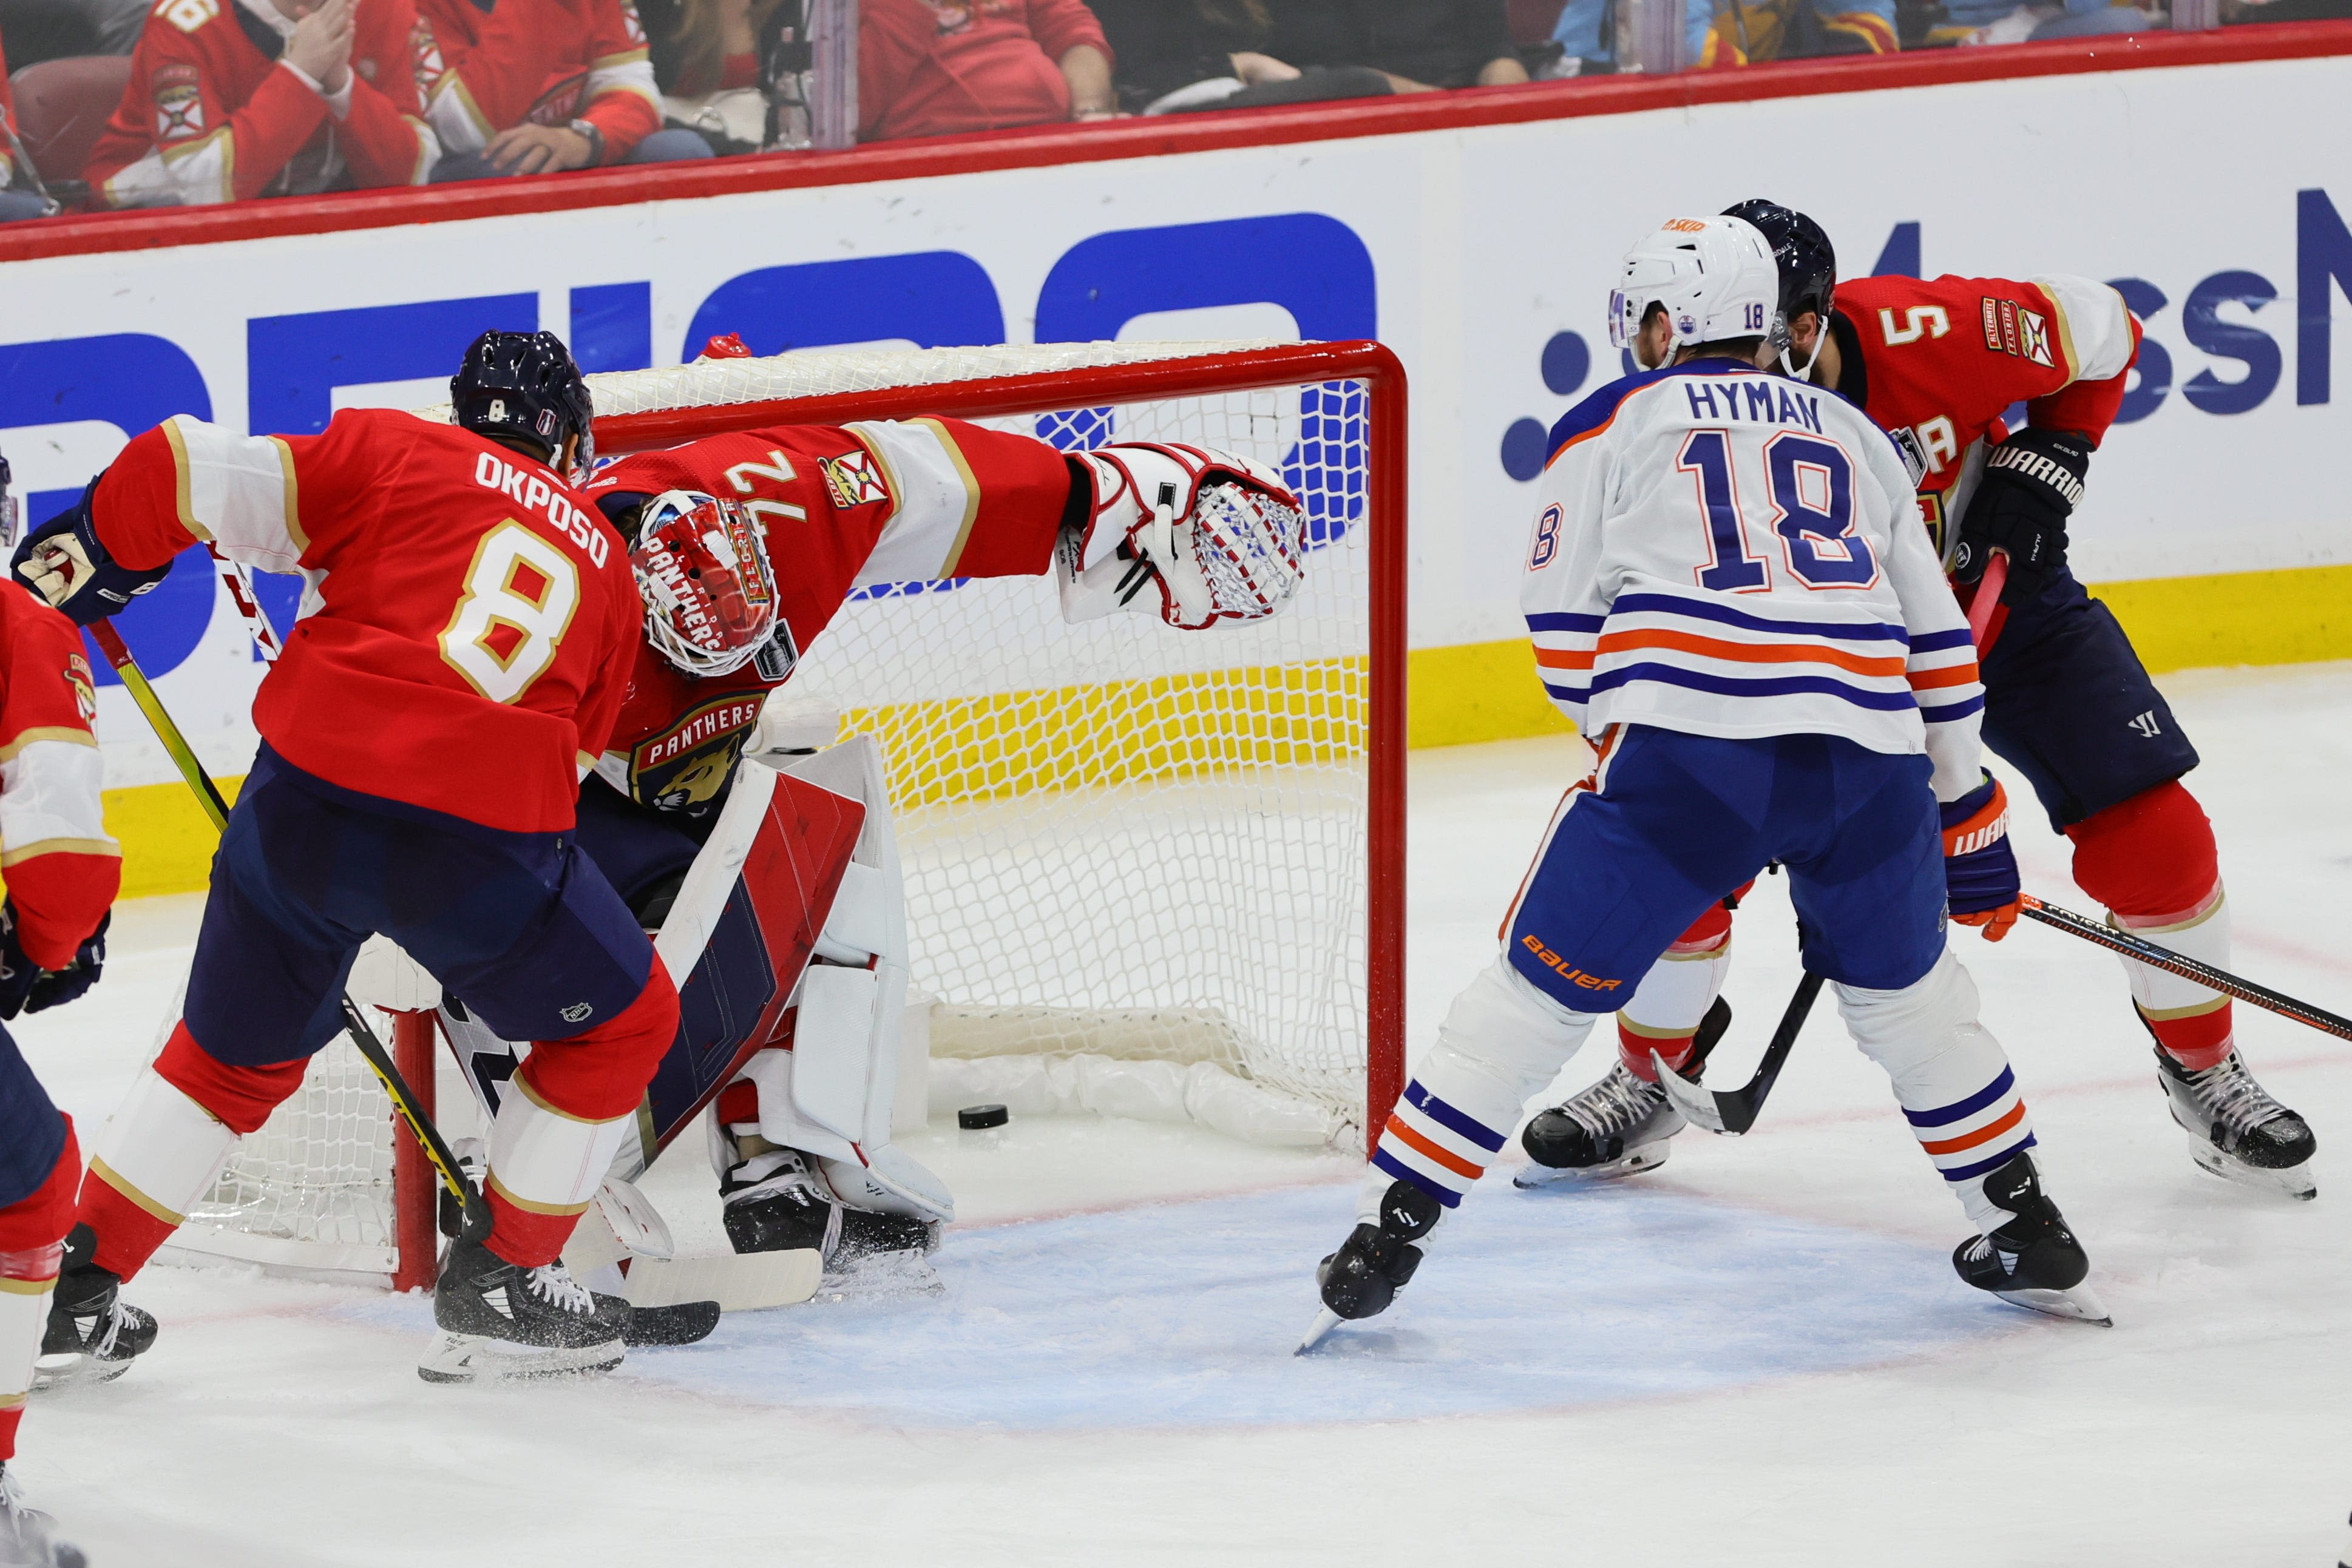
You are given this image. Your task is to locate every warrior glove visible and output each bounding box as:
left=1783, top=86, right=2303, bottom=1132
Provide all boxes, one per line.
left=1060, top=443, right=1306, bottom=630
left=12, top=479, right=172, bottom=627
left=1942, top=772, right=2021, bottom=941
left=1952, top=427, right=2093, bottom=598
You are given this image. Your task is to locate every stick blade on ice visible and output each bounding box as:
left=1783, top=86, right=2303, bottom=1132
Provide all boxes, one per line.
left=626, top=1249, right=821, bottom=1312
left=1295, top=1308, right=1343, bottom=1355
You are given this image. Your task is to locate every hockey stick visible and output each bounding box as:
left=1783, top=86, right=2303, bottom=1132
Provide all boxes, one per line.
left=2018, top=894, right=2352, bottom=1043
left=84, top=618, right=493, bottom=1239
left=1652, top=970, right=1825, bottom=1135
left=1965, top=549, right=2007, bottom=652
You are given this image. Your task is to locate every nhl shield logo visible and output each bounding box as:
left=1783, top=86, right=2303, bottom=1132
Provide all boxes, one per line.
left=560, top=1002, right=593, bottom=1024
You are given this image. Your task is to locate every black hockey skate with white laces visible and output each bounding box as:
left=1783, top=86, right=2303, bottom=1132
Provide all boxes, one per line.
left=1952, top=1153, right=2109, bottom=1325
left=35, top=1224, right=155, bottom=1390
left=720, top=1146, right=937, bottom=1269
left=2156, top=1046, right=2317, bottom=1200
left=1515, top=998, right=1732, bottom=1187
left=419, top=1235, right=630, bottom=1384
left=1299, top=1178, right=1443, bottom=1351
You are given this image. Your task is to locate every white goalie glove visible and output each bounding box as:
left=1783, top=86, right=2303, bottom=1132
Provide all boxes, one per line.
left=1059, top=442, right=1307, bottom=630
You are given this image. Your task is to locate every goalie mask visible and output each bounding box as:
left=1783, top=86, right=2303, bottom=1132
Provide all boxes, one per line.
left=632, top=490, right=780, bottom=678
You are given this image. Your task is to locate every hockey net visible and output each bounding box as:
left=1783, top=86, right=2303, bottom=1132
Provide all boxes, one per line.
left=166, top=338, right=1406, bottom=1287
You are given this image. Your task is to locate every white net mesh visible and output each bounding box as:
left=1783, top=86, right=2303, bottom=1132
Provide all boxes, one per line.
left=176, top=339, right=1379, bottom=1277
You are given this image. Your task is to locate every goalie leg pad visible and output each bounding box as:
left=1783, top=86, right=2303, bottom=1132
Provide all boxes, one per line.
left=1835, top=949, right=2039, bottom=1234
left=1371, top=957, right=1598, bottom=1209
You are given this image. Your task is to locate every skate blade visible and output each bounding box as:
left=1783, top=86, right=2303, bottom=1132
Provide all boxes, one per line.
left=29, top=1350, right=134, bottom=1393
left=1993, top=1282, right=2112, bottom=1326
left=416, top=1330, right=625, bottom=1385
left=1295, top=1308, right=1343, bottom=1355
left=2187, top=1138, right=2317, bottom=1201
left=1511, top=1144, right=1671, bottom=1188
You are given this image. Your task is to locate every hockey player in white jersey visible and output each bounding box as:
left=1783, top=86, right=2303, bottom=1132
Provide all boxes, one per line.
left=1306, top=215, right=2106, bottom=1344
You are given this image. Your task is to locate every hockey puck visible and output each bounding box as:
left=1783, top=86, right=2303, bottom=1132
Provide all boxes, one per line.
left=958, top=1104, right=1009, bottom=1130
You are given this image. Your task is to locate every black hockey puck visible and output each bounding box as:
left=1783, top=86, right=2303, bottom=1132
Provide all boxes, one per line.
left=958, top=1104, right=1010, bottom=1130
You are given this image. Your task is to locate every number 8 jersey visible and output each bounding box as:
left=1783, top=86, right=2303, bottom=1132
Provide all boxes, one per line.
left=1523, top=357, right=1986, bottom=800
left=90, top=409, right=641, bottom=834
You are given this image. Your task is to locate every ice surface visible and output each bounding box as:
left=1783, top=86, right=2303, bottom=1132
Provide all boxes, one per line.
left=13, top=664, right=2352, bottom=1564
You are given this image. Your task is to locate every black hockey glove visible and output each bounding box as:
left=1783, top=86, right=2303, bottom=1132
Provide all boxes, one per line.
left=11, top=478, right=172, bottom=627
left=1951, top=427, right=2093, bottom=598
left=27, top=911, right=108, bottom=1015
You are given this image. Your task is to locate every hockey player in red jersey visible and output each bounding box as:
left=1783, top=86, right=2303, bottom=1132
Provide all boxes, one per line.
left=0, top=451, right=124, bottom=1568
left=1522, top=201, right=2316, bottom=1200
left=426, top=367, right=1308, bottom=1272
left=85, top=0, right=438, bottom=208
left=14, top=331, right=686, bottom=1384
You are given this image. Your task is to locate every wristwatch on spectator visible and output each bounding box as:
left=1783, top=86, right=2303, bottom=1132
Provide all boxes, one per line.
left=569, top=119, right=607, bottom=166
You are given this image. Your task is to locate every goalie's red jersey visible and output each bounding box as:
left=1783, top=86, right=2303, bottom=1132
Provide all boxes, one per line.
left=93, top=411, right=641, bottom=834
left=1834, top=273, right=2141, bottom=549
left=582, top=417, right=1073, bottom=810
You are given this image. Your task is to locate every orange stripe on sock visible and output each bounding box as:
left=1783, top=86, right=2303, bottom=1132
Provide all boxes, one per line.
left=1594, top=627, right=1906, bottom=678
left=1919, top=1099, right=2027, bottom=1157
left=1383, top=1115, right=1486, bottom=1181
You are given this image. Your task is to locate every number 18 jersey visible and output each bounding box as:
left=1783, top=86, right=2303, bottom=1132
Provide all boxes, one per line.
left=1521, top=358, right=1984, bottom=800
left=93, top=409, right=641, bottom=835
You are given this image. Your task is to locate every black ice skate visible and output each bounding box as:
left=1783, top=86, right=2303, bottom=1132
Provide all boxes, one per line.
left=1516, top=998, right=1731, bottom=1187
left=2156, top=1046, right=2317, bottom=1200
left=35, top=1224, right=155, bottom=1390
left=0, top=1464, right=84, bottom=1568
left=720, top=1146, right=937, bottom=1269
left=1952, top=1153, right=2110, bottom=1326
left=1298, top=1178, right=1443, bottom=1352
left=419, top=1235, right=630, bottom=1384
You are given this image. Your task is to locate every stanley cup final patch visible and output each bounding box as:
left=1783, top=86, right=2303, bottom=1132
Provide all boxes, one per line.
left=819, top=450, right=892, bottom=510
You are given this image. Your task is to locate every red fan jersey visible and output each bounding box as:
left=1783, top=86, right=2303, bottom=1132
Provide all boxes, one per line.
left=413, top=0, right=660, bottom=161
left=92, top=411, right=640, bottom=834
left=1830, top=273, right=2140, bottom=554
left=581, top=417, right=1074, bottom=810
left=86, top=0, right=435, bottom=207
left=0, top=584, right=118, bottom=968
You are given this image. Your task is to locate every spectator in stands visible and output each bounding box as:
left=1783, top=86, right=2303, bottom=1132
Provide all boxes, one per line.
left=1552, top=0, right=1891, bottom=68
left=0, top=35, right=52, bottom=219
left=857, top=0, right=1116, bottom=141
left=1262, top=0, right=1528, bottom=90
left=83, top=0, right=438, bottom=208
left=638, top=0, right=780, bottom=95
left=415, top=0, right=713, bottom=179
left=0, top=0, right=147, bottom=70
left=1088, top=0, right=1391, bottom=114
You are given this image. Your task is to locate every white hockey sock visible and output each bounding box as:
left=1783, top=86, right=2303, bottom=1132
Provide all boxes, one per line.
left=2115, top=884, right=2234, bottom=1070
left=484, top=1077, right=636, bottom=1222
left=1835, top=949, right=2038, bottom=1235
left=88, top=1067, right=242, bottom=1228
left=0, top=1243, right=58, bottom=1428
left=1616, top=931, right=1732, bottom=1080
left=1366, top=956, right=1598, bottom=1217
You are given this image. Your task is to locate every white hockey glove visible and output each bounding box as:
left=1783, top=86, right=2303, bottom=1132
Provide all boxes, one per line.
left=1059, top=443, right=1307, bottom=630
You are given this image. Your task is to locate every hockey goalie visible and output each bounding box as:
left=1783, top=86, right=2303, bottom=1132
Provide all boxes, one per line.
left=429, top=363, right=1309, bottom=1279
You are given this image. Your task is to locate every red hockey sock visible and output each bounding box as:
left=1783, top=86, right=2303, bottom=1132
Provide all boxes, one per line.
left=2067, top=782, right=2234, bottom=1071
left=0, top=1121, right=79, bottom=1464
left=481, top=1185, right=583, bottom=1271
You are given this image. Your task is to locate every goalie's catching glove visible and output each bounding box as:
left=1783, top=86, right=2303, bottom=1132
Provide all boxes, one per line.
left=12, top=478, right=173, bottom=627
left=1942, top=772, right=2021, bottom=941
left=1061, top=443, right=1306, bottom=630
left=1951, top=427, right=2092, bottom=598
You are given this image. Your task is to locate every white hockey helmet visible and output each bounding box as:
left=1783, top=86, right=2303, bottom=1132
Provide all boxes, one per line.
left=631, top=489, right=780, bottom=678
left=1608, top=215, right=1786, bottom=370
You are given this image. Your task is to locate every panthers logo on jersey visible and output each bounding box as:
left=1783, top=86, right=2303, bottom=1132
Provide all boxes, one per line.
left=64, top=655, right=95, bottom=721
left=628, top=691, right=767, bottom=810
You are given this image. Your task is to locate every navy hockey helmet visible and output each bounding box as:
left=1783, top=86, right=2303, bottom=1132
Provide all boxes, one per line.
left=1721, top=199, right=1837, bottom=374
left=452, top=330, right=596, bottom=473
